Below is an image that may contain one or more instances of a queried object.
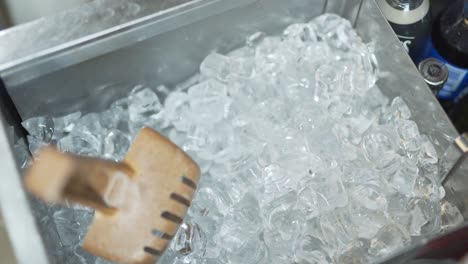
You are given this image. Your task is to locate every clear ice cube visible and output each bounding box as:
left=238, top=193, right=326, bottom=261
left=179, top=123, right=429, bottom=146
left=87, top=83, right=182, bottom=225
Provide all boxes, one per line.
left=22, top=116, right=55, bottom=142
left=362, top=126, right=399, bottom=165
left=397, top=119, right=421, bottom=152
left=350, top=184, right=387, bottom=211
left=52, top=112, right=82, bottom=138
left=407, top=198, right=440, bottom=236
left=216, top=194, right=261, bottom=251
left=413, top=176, right=439, bottom=200
left=294, top=235, right=330, bottom=264
left=246, top=32, right=266, bottom=48
left=350, top=206, right=387, bottom=239
left=439, top=200, right=464, bottom=232
left=389, top=97, right=411, bottom=121
left=103, top=129, right=130, bottom=161
left=163, top=91, right=191, bottom=131
left=27, top=135, right=48, bottom=155
left=320, top=208, right=356, bottom=249
left=262, top=164, right=290, bottom=194
left=58, top=132, right=102, bottom=157
left=309, top=168, right=348, bottom=212
left=336, top=240, right=369, bottom=264
left=200, top=53, right=232, bottom=81
left=172, top=222, right=206, bottom=256
left=128, top=85, right=162, bottom=125
left=13, top=138, right=30, bottom=168
left=382, top=158, right=419, bottom=196
left=418, top=135, right=438, bottom=165
left=283, top=23, right=317, bottom=48
left=187, top=79, right=231, bottom=124
left=227, top=237, right=267, bottom=264
left=368, top=225, right=410, bottom=257
left=53, top=209, right=93, bottom=247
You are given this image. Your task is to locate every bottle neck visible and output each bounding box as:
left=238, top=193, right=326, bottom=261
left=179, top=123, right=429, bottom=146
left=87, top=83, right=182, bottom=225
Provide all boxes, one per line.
left=385, top=0, right=424, bottom=11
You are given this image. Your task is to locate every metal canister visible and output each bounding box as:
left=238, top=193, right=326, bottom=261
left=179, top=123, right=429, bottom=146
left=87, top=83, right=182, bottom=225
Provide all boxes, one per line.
left=418, top=57, right=449, bottom=95
left=378, top=0, right=431, bottom=61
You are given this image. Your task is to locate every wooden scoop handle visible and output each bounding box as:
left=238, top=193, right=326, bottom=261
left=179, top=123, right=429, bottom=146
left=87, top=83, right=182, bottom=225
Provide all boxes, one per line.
left=25, top=147, right=135, bottom=215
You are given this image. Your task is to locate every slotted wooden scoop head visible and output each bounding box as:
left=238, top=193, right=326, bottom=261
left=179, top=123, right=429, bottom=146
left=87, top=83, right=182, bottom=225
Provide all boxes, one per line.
left=25, top=128, right=200, bottom=264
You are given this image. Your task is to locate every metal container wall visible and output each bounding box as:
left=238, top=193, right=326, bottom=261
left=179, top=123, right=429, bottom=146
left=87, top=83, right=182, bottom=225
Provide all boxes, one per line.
left=0, top=0, right=464, bottom=263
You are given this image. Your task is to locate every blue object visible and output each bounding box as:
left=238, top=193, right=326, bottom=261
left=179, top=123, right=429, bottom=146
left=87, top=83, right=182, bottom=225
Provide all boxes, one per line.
left=421, top=40, right=468, bottom=102
left=418, top=2, right=468, bottom=102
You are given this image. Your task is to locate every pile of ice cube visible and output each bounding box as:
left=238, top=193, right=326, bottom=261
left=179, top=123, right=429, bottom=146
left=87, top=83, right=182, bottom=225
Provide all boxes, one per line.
left=18, top=14, right=464, bottom=264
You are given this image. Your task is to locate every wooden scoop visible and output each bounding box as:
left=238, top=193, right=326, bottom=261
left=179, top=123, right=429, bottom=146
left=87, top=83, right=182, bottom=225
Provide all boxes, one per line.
left=24, top=127, right=200, bottom=264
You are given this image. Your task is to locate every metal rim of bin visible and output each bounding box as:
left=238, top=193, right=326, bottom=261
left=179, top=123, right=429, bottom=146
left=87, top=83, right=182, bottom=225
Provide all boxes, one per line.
left=0, top=0, right=465, bottom=263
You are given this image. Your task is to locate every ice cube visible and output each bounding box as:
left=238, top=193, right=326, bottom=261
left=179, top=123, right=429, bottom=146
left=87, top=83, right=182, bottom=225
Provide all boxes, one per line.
left=342, top=163, right=379, bottom=186
left=413, top=176, right=439, bottom=200
left=215, top=194, right=261, bottom=250
left=382, top=158, right=419, bottom=196
left=13, top=139, right=30, bottom=169
left=344, top=115, right=376, bottom=145
left=22, top=116, right=55, bottom=142
left=362, top=126, right=399, bottom=165
left=294, top=235, right=330, bottom=264
left=418, top=135, right=438, bottom=165
left=263, top=190, right=298, bottom=212
left=310, top=13, right=356, bottom=48
left=200, top=53, right=231, bottom=81
left=314, top=64, right=342, bottom=102
left=350, top=184, right=387, bottom=211
left=309, top=168, right=348, bottom=212
left=72, top=246, right=96, bottom=264
left=52, top=112, right=82, bottom=137
left=103, top=129, right=130, bottom=161
left=407, top=198, right=440, bottom=236
left=390, top=97, right=411, bottom=121
left=190, top=185, right=232, bottom=218
left=187, top=79, right=231, bottom=124
left=368, top=225, right=410, bottom=257
left=27, top=135, right=48, bottom=155
left=246, top=32, right=266, bottom=48
left=385, top=193, right=411, bottom=228
left=163, top=91, right=191, bottom=131
left=172, top=222, right=206, bottom=256
left=268, top=208, right=305, bottom=241
left=297, top=185, right=321, bottom=219
left=439, top=200, right=464, bottom=232
left=54, top=246, right=90, bottom=264
left=397, top=119, right=421, bottom=152
left=74, top=113, right=104, bottom=135
left=228, top=57, right=255, bottom=79
left=320, top=208, right=357, bottom=248
left=100, top=109, right=124, bottom=132
left=53, top=209, right=93, bottom=247
left=58, top=132, right=102, bottom=157
left=349, top=204, right=387, bottom=239
left=227, top=237, right=267, bottom=264
left=336, top=240, right=369, bottom=264
left=283, top=23, right=317, bottom=43
left=128, top=85, right=162, bottom=125
left=262, top=164, right=290, bottom=194
left=95, top=258, right=114, bottom=264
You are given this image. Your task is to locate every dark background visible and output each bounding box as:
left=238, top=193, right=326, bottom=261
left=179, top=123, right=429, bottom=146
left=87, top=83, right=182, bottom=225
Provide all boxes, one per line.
left=431, top=0, right=451, bottom=19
